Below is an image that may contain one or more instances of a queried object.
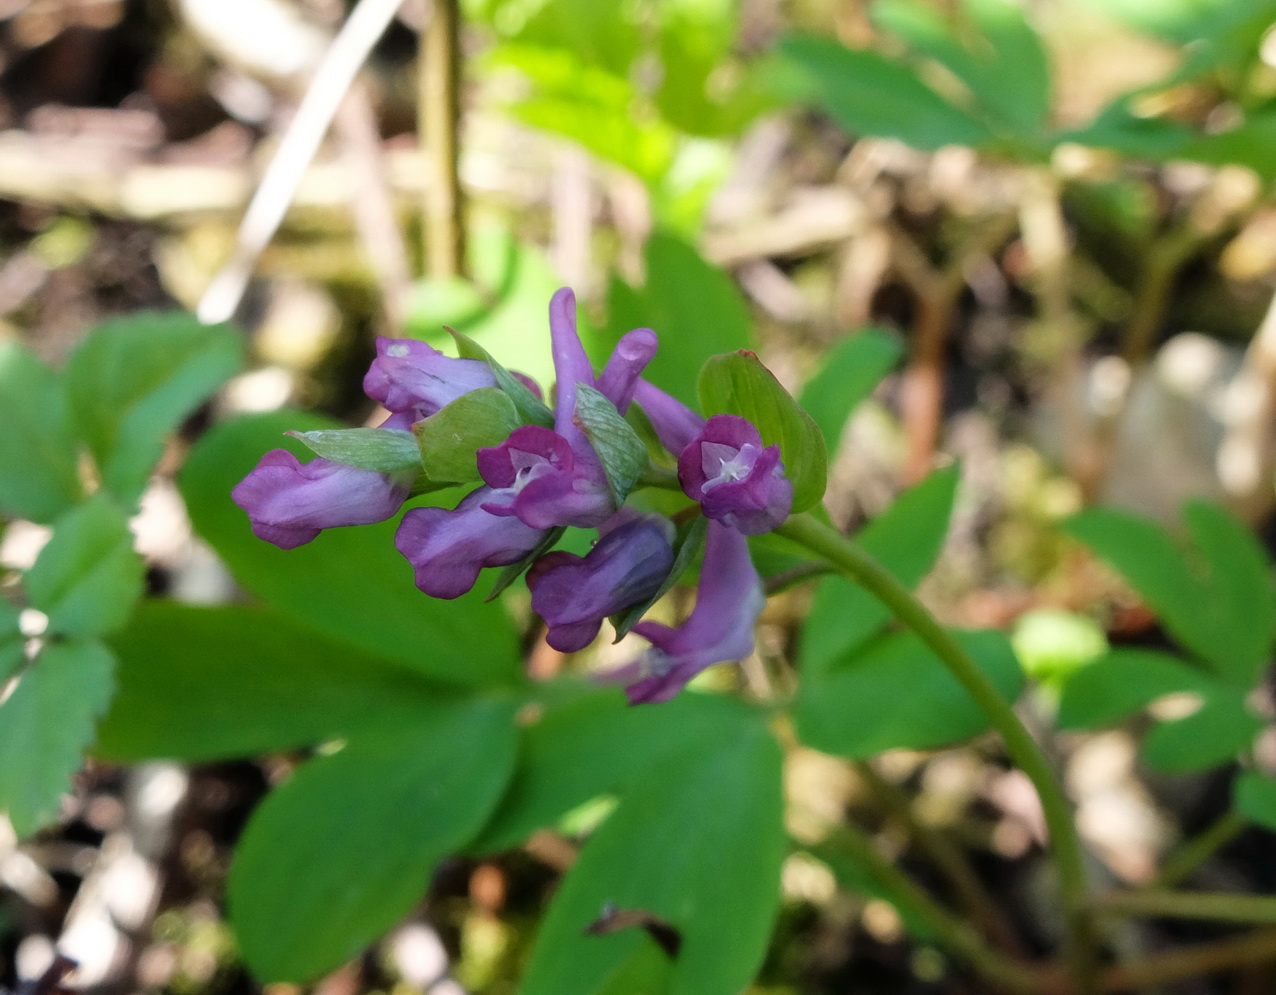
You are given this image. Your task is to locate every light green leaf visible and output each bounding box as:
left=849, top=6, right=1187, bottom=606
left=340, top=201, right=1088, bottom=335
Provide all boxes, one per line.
left=800, top=465, right=960, bottom=678
left=228, top=697, right=518, bottom=982
left=0, top=342, right=82, bottom=522
left=1012, top=609, right=1109, bottom=686
left=99, top=602, right=452, bottom=762
left=795, top=629, right=1023, bottom=759
left=1143, top=689, right=1264, bottom=773
left=575, top=384, right=648, bottom=505
left=414, top=387, right=522, bottom=484
left=597, top=233, right=753, bottom=406
left=446, top=327, right=554, bottom=428
left=286, top=428, right=422, bottom=473
left=0, top=640, right=115, bottom=838
left=1056, top=649, right=1213, bottom=730
left=698, top=350, right=828, bottom=512
left=520, top=719, right=785, bottom=995
left=63, top=312, right=243, bottom=505
left=798, top=328, right=903, bottom=447
left=474, top=686, right=755, bottom=852
left=779, top=35, right=995, bottom=150
left=1235, top=771, right=1276, bottom=832
left=180, top=411, right=522, bottom=687
left=24, top=495, right=145, bottom=638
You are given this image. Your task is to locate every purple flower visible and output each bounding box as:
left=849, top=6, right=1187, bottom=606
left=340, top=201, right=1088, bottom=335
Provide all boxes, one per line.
left=363, top=337, right=500, bottom=416
left=477, top=289, right=616, bottom=528
left=597, top=328, right=657, bottom=413
left=395, top=486, right=548, bottom=599
left=528, top=512, right=675, bottom=652
left=231, top=413, right=417, bottom=550
left=678, top=414, right=792, bottom=535
left=632, top=378, right=705, bottom=454
left=601, top=521, right=764, bottom=704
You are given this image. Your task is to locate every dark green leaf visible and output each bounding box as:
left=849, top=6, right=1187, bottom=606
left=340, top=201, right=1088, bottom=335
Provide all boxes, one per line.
left=1143, top=689, right=1263, bottom=773
left=286, top=428, right=422, bottom=473
left=24, top=495, right=145, bottom=638
left=414, top=387, right=522, bottom=484
left=0, top=639, right=114, bottom=837
left=800, top=466, right=960, bottom=678
left=596, top=233, right=753, bottom=406
left=180, top=411, right=521, bottom=687
left=610, top=515, right=707, bottom=640
left=575, top=384, right=648, bottom=505
left=779, top=35, right=994, bottom=150
left=228, top=697, right=518, bottom=981
left=0, top=599, right=23, bottom=682
left=798, top=328, right=902, bottom=447
left=0, top=342, right=82, bottom=522
left=99, top=602, right=450, bottom=762
left=474, top=686, right=756, bottom=852
left=1235, top=771, right=1276, bottom=832
left=520, top=718, right=785, bottom=995
left=446, top=327, right=554, bottom=428
left=796, top=629, right=1023, bottom=759
left=698, top=350, right=828, bottom=512
left=63, top=313, right=242, bottom=505
left=1056, top=649, right=1214, bottom=730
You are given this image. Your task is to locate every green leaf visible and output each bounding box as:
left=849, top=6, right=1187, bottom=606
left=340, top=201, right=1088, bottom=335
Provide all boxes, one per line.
left=1235, top=771, right=1276, bottom=832
left=285, top=428, right=422, bottom=473
left=24, top=495, right=145, bottom=638
left=1181, top=500, right=1276, bottom=685
left=874, top=0, right=1052, bottom=137
left=474, top=686, right=755, bottom=852
left=520, top=719, right=785, bottom=995
left=0, top=639, right=114, bottom=837
left=414, top=387, right=522, bottom=484
left=798, top=328, right=903, bottom=447
left=1143, top=689, right=1263, bottom=773
left=0, top=342, right=82, bottom=522
left=1064, top=503, right=1276, bottom=686
left=575, top=384, right=648, bottom=505
left=596, top=233, right=753, bottom=406
left=99, top=602, right=451, bottom=762
left=0, top=599, right=23, bottom=682
left=63, top=312, right=243, bottom=505
left=1056, top=649, right=1214, bottom=730
left=795, top=629, right=1023, bottom=759
left=779, top=35, right=995, bottom=150
left=1011, top=609, right=1109, bottom=686
left=610, top=515, right=707, bottom=640
left=180, top=411, right=521, bottom=687
left=446, top=327, right=554, bottom=428
left=698, top=350, right=828, bottom=512
left=799, top=465, right=960, bottom=679
left=228, top=697, right=518, bottom=982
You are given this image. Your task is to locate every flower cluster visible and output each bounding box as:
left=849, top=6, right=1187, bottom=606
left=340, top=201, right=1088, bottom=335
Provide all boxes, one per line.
left=232, top=288, right=793, bottom=703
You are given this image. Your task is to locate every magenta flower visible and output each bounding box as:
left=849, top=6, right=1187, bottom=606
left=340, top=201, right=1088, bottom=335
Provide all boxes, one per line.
left=395, top=486, right=548, bottom=599
left=231, top=413, right=417, bottom=550
left=678, top=414, right=792, bottom=535
left=601, top=521, right=764, bottom=704
left=528, top=512, right=674, bottom=652
left=597, top=328, right=658, bottom=414
left=363, top=338, right=501, bottom=416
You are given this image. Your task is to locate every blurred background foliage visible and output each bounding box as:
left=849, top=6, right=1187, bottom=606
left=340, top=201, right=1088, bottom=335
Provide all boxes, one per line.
left=4, top=0, right=1276, bottom=992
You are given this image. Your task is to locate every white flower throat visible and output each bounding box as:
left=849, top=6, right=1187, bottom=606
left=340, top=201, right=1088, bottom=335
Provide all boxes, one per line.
left=700, top=441, right=758, bottom=492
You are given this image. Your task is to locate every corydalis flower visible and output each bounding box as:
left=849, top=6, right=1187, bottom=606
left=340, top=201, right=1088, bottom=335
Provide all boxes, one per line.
left=603, top=521, right=764, bottom=704
left=395, top=486, right=547, bottom=599
left=678, top=414, right=792, bottom=535
left=231, top=413, right=416, bottom=550
left=364, top=338, right=498, bottom=416
left=528, top=512, right=674, bottom=652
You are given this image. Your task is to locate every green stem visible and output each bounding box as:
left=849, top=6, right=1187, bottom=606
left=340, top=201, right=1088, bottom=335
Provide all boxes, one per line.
left=810, top=818, right=1042, bottom=994
left=1154, top=810, right=1247, bottom=888
left=777, top=512, right=1100, bottom=994
left=1094, top=889, right=1276, bottom=926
